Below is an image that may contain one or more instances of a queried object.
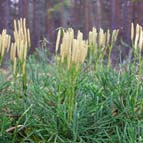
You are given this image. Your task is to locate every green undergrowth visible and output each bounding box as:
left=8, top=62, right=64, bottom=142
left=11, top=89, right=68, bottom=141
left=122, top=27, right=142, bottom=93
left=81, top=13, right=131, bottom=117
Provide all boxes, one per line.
left=1, top=49, right=143, bottom=143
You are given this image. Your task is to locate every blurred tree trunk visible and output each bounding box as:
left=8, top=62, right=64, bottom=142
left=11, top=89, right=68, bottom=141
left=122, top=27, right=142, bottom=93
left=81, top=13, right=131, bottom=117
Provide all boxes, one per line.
left=128, top=1, right=133, bottom=37
left=32, top=0, right=46, bottom=50
left=73, top=0, right=83, bottom=30
left=103, top=1, right=110, bottom=29
left=46, top=0, right=54, bottom=44
left=141, top=2, right=143, bottom=26
left=32, top=0, right=37, bottom=50
left=19, top=0, right=28, bottom=19
left=135, top=2, right=142, bottom=24
left=92, top=1, right=97, bottom=27
left=4, top=0, right=10, bottom=31
left=120, top=0, right=132, bottom=58
left=122, top=0, right=129, bottom=42
left=0, top=2, right=3, bottom=31
left=95, top=0, right=102, bottom=29
left=61, top=0, right=65, bottom=27
left=111, top=0, right=120, bottom=29
left=111, top=0, right=121, bottom=30
left=84, top=0, right=90, bottom=36
left=141, top=3, right=143, bottom=25
left=111, top=0, right=116, bottom=29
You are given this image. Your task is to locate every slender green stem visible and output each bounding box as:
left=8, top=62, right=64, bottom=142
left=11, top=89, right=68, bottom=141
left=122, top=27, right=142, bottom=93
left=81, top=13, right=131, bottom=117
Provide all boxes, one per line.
left=67, top=72, right=75, bottom=123
left=108, top=45, right=113, bottom=67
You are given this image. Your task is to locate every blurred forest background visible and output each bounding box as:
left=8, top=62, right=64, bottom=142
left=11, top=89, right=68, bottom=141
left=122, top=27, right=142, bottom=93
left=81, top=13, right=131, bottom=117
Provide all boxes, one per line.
left=0, top=0, right=143, bottom=54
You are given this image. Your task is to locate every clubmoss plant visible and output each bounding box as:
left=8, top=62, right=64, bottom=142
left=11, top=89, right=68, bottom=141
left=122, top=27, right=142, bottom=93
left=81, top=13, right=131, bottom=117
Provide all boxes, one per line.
left=0, top=29, right=11, bottom=66
left=88, top=27, right=119, bottom=71
left=10, top=18, right=30, bottom=95
left=56, top=28, right=88, bottom=123
left=131, top=23, right=143, bottom=74
left=88, top=27, right=97, bottom=70
left=88, top=27, right=108, bottom=71
left=131, top=23, right=143, bottom=104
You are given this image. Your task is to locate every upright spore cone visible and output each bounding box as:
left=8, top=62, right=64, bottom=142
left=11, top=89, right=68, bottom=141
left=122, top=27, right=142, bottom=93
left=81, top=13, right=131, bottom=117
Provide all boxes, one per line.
left=0, top=29, right=11, bottom=65
left=56, top=28, right=88, bottom=70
